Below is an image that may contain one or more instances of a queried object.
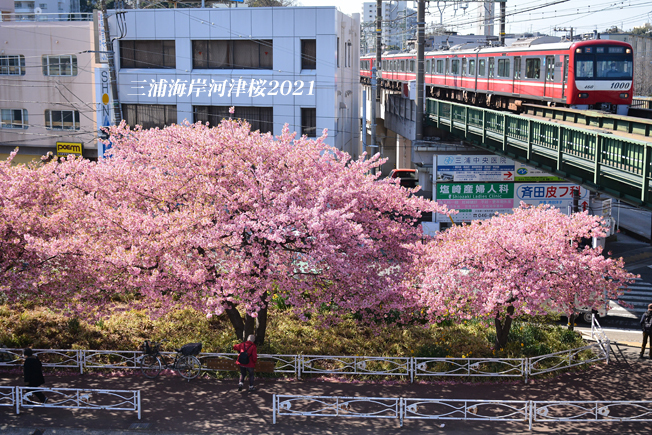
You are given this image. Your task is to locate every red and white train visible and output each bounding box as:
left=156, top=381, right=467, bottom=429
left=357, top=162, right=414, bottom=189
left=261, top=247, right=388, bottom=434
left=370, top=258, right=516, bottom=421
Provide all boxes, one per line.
left=360, top=38, right=634, bottom=115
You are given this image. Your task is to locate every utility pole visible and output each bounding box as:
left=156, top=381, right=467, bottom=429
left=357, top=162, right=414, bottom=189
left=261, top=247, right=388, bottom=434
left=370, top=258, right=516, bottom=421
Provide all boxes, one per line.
left=416, top=0, right=425, bottom=141
left=100, top=0, right=122, bottom=126
left=370, top=0, right=382, bottom=161
left=554, top=27, right=574, bottom=41
left=499, top=0, right=506, bottom=45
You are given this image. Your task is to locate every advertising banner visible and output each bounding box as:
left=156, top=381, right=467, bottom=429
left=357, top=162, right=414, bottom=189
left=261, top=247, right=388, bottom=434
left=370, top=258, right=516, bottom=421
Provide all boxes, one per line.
left=514, top=162, right=565, bottom=182
left=95, top=66, right=113, bottom=158
left=435, top=182, right=515, bottom=222
left=436, top=154, right=514, bottom=182
left=514, top=183, right=589, bottom=213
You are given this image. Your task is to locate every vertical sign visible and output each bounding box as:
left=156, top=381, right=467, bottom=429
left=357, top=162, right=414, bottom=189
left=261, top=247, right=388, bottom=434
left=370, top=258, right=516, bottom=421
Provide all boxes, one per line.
left=95, top=66, right=113, bottom=158
left=93, top=11, right=109, bottom=64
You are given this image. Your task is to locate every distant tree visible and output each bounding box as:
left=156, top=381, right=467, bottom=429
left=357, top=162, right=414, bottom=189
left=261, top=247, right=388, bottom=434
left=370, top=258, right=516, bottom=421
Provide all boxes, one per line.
left=632, top=23, right=652, bottom=36
left=407, top=204, right=636, bottom=349
left=604, top=26, right=622, bottom=34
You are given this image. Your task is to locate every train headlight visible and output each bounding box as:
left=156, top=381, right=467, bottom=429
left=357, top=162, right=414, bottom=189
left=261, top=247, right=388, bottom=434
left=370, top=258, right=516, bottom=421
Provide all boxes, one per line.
left=579, top=93, right=589, bottom=98
left=620, top=93, right=629, bottom=99
left=626, top=49, right=632, bottom=54
left=576, top=48, right=582, bottom=53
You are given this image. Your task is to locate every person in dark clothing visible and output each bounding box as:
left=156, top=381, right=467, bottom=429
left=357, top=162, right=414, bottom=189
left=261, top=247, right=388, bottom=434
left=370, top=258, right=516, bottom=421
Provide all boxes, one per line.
left=23, top=348, right=47, bottom=403
left=233, top=335, right=257, bottom=392
left=640, top=304, right=652, bottom=358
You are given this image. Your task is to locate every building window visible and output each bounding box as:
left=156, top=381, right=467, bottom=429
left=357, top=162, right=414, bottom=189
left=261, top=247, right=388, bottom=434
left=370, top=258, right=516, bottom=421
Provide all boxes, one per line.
left=0, top=55, right=26, bottom=76
left=525, top=58, right=541, bottom=79
left=122, top=104, right=177, bottom=130
left=192, top=40, right=273, bottom=70
left=301, top=108, right=316, bottom=137
left=39, top=3, right=47, bottom=8
left=45, top=110, right=80, bottom=130
left=120, top=41, right=176, bottom=69
left=301, top=39, right=316, bottom=70
left=1, top=109, right=28, bottom=129
left=497, top=58, right=510, bottom=78
left=42, top=55, right=77, bottom=76
left=194, top=106, right=273, bottom=133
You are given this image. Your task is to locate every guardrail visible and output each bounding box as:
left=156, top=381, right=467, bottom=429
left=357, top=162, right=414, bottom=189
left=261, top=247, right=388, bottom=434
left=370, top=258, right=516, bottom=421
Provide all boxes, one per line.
left=0, top=316, right=611, bottom=383
left=0, top=386, right=140, bottom=418
left=0, top=12, right=93, bottom=22
left=273, top=395, right=652, bottom=429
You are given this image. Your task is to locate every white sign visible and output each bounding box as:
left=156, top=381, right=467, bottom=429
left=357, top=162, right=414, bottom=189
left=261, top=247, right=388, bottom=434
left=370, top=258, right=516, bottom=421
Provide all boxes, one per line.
left=436, top=154, right=514, bottom=182
left=514, top=163, right=565, bottom=182
left=96, top=11, right=108, bottom=64
left=95, top=66, right=113, bottom=158
left=514, top=183, right=589, bottom=213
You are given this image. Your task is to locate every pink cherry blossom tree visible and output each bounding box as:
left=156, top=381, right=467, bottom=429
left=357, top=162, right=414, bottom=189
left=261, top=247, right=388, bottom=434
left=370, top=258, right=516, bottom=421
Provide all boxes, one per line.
left=407, top=204, right=636, bottom=349
left=17, top=118, right=449, bottom=344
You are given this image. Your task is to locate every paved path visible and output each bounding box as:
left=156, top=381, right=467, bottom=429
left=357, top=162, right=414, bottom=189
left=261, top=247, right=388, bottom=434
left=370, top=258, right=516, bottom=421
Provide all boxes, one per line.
left=1, top=335, right=651, bottom=435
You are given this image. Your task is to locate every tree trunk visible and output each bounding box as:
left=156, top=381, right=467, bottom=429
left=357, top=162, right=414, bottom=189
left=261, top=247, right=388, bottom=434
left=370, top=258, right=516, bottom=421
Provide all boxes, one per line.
left=568, top=313, right=577, bottom=331
left=244, top=314, right=256, bottom=341
left=226, top=306, right=245, bottom=341
left=494, top=305, right=515, bottom=350
left=255, top=305, right=268, bottom=346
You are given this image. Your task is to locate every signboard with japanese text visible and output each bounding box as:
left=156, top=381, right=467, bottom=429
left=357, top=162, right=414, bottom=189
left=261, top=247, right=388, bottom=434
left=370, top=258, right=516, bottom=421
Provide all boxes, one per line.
left=436, top=154, right=514, bottom=182
left=95, top=66, right=113, bottom=159
left=514, top=162, right=565, bottom=182
left=435, top=182, right=515, bottom=222
left=514, top=183, right=589, bottom=213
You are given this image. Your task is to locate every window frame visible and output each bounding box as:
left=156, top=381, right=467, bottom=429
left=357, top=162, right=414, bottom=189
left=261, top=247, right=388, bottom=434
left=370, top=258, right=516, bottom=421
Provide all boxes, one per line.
left=497, top=58, right=510, bottom=78
left=122, top=104, right=177, bottom=130
left=44, top=109, right=80, bottom=130
left=42, top=55, right=77, bottom=76
left=192, top=39, right=273, bottom=70
left=0, top=55, right=26, bottom=76
left=301, top=107, right=316, bottom=137
left=193, top=106, right=273, bottom=134
left=525, top=58, right=541, bottom=79
left=1, top=108, right=28, bottom=129
left=120, top=40, right=176, bottom=69
left=301, top=39, right=317, bottom=70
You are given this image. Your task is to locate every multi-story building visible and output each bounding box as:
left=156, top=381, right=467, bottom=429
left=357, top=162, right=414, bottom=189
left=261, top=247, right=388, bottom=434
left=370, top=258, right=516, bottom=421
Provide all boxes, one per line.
left=107, top=7, right=361, bottom=157
left=362, top=1, right=415, bottom=53
left=0, top=16, right=99, bottom=162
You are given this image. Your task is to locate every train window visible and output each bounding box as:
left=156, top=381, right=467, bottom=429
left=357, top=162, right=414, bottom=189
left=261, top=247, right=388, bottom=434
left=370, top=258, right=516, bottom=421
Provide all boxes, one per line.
left=514, top=57, right=521, bottom=79
left=497, top=59, right=510, bottom=78
left=488, top=58, right=494, bottom=78
left=469, top=59, right=476, bottom=75
left=401, top=60, right=405, bottom=71
left=410, top=60, right=415, bottom=72
left=426, top=59, right=431, bottom=73
left=545, top=56, right=555, bottom=81
left=597, top=59, right=633, bottom=79
left=525, top=58, right=540, bottom=79
left=462, top=59, right=467, bottom=76
left=479, top=59, right=485, bottom=76
left=575, top=59, right=594, bottom=79
left=445, top=59, right=450, bottom=74
left=436, top=59, right=443, bottom=74
left=451, top=59, right=459, bottom=74
left=382, top=60, right=387, bottom=70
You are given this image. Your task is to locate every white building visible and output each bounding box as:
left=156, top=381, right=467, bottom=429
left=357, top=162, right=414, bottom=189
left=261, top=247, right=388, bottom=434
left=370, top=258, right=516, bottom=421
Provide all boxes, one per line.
left=107, top=7, right=361, bottom=157
left=362, top=1, right=415, bottom=52
left=13, top=0, right=79, bottom=17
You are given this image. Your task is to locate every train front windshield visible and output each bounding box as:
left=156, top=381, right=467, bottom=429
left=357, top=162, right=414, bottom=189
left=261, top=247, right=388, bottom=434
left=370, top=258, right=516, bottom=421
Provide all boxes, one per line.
left=574, top=45, right=633, bottom=80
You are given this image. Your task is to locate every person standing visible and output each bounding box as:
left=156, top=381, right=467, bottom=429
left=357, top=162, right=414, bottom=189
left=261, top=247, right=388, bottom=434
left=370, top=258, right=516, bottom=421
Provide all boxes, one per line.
left=23, top=348, right=47, bottom=403
left=233, top=335, right=257, bottom=391
left=640, top=304, right=652, bottom=358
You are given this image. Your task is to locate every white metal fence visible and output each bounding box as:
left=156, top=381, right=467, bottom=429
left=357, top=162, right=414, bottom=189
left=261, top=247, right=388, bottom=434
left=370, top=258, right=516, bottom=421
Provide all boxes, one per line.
left=273, top=395, right=652, bottom=429
left=0, top=386, right=140, bottom=418
left=0, top=316, right=610, bottom=383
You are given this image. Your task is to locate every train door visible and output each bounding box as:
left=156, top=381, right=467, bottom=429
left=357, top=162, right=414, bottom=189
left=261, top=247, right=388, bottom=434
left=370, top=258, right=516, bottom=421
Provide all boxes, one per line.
left=543, top=55, right=555, bottom=98
left=513, top=56, right=521, bottom=95
left=561, top=55, right=569, bottom=100
left=487, top=57, right=495, bottom=92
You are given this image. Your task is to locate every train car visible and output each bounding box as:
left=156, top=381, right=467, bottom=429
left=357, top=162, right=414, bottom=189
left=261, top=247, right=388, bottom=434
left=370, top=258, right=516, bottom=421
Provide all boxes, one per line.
left=360, top=37, right=633, bottom=115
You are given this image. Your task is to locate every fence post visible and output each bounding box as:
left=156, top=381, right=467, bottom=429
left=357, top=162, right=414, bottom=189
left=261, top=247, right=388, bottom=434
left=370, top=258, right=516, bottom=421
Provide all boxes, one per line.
left=272, top=394, right=276, bottom=424
left=410, top=358, right=414, bottom=384
left=15, top=386, right=20, bottom=415
left=297, top=355, right=302, bottom=380
left=137, top=390, right=141, bottom=420
left=79, top=350, right=84, bottom=375
left=528, top=401, right=533, bottom=431
left=399, top=397, right=404, bottom=427
left=524, top=358, right=528, bottom=384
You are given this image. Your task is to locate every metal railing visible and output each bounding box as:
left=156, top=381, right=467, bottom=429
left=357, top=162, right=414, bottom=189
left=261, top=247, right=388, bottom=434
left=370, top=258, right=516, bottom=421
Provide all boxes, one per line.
left=0, top=316, right=611, bottom=383
left=273, top=395, right=652, bottom=429
left=0, top=386, right=141, bottom=418
left=426, top=98, right=652, bottom=210
left=0, top=12, right=93, bottom=22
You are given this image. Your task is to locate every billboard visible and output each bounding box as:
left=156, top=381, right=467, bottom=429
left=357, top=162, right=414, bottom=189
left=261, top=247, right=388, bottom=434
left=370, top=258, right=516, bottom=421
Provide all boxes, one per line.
left=436, top=154, right=514, bottom=182
left=435, top=182, right=515, bottom=222
left=514, top=183, right=589, bottom=213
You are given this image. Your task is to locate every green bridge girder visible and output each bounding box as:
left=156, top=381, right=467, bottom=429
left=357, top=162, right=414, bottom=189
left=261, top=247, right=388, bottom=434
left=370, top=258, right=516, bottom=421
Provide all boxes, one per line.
left=425, top=98, right=652, bottom=211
